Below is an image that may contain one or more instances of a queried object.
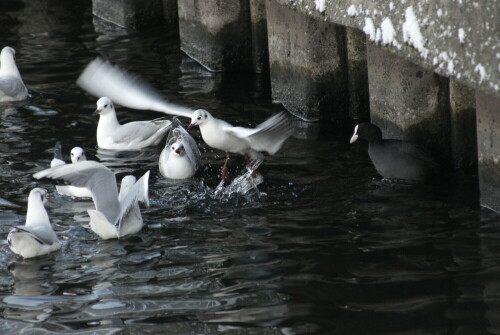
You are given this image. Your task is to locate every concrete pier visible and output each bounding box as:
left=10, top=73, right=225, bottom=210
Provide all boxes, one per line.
left=177, top=0, right=253, bottom=72
left=476, top=92, right=500, bottom=212
left=92, top=0, right=165, bottom=31
left=266, top=0, right=348, bottom=121
left=366, top=42, right=450, bottom=165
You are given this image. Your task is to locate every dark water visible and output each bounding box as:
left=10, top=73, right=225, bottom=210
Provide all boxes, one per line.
left=1, top=1, right=500, bottom=334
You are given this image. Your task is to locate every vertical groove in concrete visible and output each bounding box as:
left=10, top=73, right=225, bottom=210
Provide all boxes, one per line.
left=345, top=28, right=369, bottom=122
left=162, top=0, right=179, bottom=30
left=367, top=42, right=451, bottom=165
left=476, top=92, right=500, bottom=212
left=266, top=0, right=348, bottom=121
left=178, top=0, right=253, bottom=72
left=249, top=0, right=269, bottom=74
left=450, top=80, right=478, bottom=172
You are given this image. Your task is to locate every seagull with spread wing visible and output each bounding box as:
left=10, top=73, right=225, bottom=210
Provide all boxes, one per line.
left=34, top=161, right=150, bottom=240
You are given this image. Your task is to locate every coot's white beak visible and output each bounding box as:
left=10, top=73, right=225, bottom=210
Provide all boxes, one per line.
left=349, top=125, right=359, bottom=144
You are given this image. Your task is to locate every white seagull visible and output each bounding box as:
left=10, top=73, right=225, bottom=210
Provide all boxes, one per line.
left=33, top=161, right=150, bottom=240
left=0, top=46, right=28, bottom=102
left=7, top=188, right=61, bottom=258
left=77, top=58, right=292, bottom=179
left=50, top=142, right=92, bottom=198
left=159, top=118, right=201, bottom=179
left=94, top=97, right=172, bottom=150
left=187, top=109, right=290, bottom=179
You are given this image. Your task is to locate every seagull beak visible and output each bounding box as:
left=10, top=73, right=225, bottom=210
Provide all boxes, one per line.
left=175, top=146, right=184, bottom=154
left=94, top=109, right=101, bottom=115
left=187, top=123, right=194, bottom=130
left=349, top=134, right=359, bottom=144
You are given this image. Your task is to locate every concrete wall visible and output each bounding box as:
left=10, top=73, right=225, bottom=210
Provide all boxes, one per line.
left=476, top=92, right=500, bottom=212
left=272, top=0, right=499, bottom=100
left=367, top=42, right=451, bottom=165
left=267, top=0, right=348, bottom=121
left=92, top=0, right=167, bottom=31
left=178, top=0, right=253, bottom=72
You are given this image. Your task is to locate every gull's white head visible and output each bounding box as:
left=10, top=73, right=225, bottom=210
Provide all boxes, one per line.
left=170, top=141, right=185, bottom=157
left=0, top=46, right=19, bottom=75
left=188, top=109, right=211, bottom=129
left=349, top=125, right=359, bottom=144
left=29, top=188, right=48, bottom=205
left=95, top=97, right=115, bottom=116
left=70, top=147, right=86, bottom=163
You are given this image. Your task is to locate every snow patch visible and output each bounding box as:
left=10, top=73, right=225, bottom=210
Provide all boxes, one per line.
left=389, top=2, right=395, bottom=11
left=402, top=6, right=428, bottom=58
left=458, top=28, right=465, bottom=44
left=347, top=5, right=357, bottom=16
left=363, top=18, right=376, bottom=41
left=315, top=0, right=326, bottom=13
left=437, top=8, right=443, bottom=17
left=474, top=64, right=487, bottom=83
left=380, top=17, right=397, bottom=46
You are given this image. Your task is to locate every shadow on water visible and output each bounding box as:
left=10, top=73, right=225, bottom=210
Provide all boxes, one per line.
left=0, top=1, right=499, bottom=334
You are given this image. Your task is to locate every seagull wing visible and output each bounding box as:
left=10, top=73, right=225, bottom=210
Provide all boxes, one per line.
left=110, top=119, right=172, bottom=144
left=171, top=118, right=201, bottom=169
left=77, top=58, right=193, bottom=118
left=117, top=171, right=150, bottom=232
left=225, top=112, right=292, bottom=154
left=10, top=225, right=58, bottom=245
left=0, top=76, right=27, bottom=98
left=33, top=161, right=120, bottom=222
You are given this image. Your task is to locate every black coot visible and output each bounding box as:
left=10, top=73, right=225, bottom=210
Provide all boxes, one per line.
left=350, top=122, right=438, bottom=182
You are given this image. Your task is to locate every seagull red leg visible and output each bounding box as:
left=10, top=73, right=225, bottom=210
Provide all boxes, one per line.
left=243, top=155, right=260, bottom=177
left=221, top=152, right=230, bottom=180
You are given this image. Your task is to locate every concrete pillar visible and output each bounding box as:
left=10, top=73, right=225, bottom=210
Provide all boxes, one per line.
left=346, top=28, right=370, bottom=122
left=92, top=0, right=163, bottom=31
left=178, top=0, right=253, bottom=72
left=366, top=42, right=450, bottom=165
left=476, top=92, right=500, bottom=212
left=162, top=0, right=178, bottom=28
left=266, top=0, right=348, bottom=122
left=450, top=81, right=477, bottom=172
left=249, top=0, right=269, bottom=74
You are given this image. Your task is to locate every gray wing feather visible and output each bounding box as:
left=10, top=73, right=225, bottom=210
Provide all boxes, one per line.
left=169, top=118, right=201, bottom=169
left=0, top=76, right=27, bottom=99
left=117, top=171, right=149, bottom=232
left=11, top=226, right=58, bottom=245
left=110, top=119, right=171, bottom=144
left=226, top=112, right=292, bottom=154
left=33, top=161, right=120, bottom=222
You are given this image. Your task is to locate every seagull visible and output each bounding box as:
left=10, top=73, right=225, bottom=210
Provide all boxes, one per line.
left=159, top=117, right=201, bottom=179
left=77, top=58, right=292, bottom=179
left=94, top=97, right=172, bottom=150
left=187, top=109, right=291, bottom=179
left=50, top=142, right=92, bottom=198
left=0, top=46, right=28, bottom=102
left=7, top=188, right=61, bottom=258
left=33, top=161, right=150, bottom=240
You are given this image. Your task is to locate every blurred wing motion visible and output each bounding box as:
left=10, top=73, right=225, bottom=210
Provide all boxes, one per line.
left=225, top=112, right=292, bottom=155
left=76, top=57, right=193, bottom=118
